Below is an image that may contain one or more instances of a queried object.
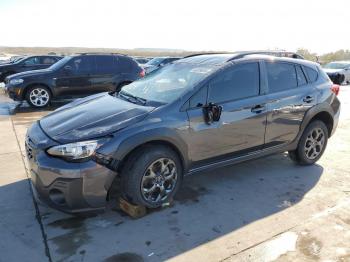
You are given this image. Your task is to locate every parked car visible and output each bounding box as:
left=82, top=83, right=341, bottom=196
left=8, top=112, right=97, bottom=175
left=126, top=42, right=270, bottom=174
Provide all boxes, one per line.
left=0, top=55, right=62, bottom=83
left=143, top=56, right=181, bottom=73
left=0, top=55, right=25, bottom=65
left=322, top=61, right=350, bottom=85
left=26, top=53, right=340, bottom=213
left=5, top=53, right=144, bottom=107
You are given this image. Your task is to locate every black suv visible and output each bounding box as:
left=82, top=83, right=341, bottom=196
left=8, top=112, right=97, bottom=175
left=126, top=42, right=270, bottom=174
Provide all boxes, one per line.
left=0, top=55, right=62, bottom=82
left=5, top=54, right=144, bottom=107
left=26, top=53, right=340, bottom=213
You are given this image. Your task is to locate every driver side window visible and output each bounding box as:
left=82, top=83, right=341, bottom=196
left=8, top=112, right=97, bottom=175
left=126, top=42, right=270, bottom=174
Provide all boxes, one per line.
left=189, top=86, right=207, bottom=109
left=23, top=57, right=41, bottom=66
left=65, top=56, right=92, bottom=75
left=208, top=62, right=260, bottom=104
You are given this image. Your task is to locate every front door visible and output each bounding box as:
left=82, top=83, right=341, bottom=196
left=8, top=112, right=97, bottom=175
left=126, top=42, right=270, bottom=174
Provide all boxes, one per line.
left=54, top=56, right=94, bottom=97
left=18, top=57, right=43, bottom=72
left=187, top=62, right=267, bottom=167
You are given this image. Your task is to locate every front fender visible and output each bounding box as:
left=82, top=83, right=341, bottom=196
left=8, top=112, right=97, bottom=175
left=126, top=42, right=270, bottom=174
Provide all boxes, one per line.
left=99, top=127, right=190, bottom=172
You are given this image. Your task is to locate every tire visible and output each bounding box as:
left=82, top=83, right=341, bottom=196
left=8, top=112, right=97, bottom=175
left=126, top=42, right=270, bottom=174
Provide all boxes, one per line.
left=25, top=85, right=51, bottom=108
left=116, top=81, right=132, bottom=92
left=288, top=120, right=328, bottom=165
left=120, top=145, right=183, bottom=208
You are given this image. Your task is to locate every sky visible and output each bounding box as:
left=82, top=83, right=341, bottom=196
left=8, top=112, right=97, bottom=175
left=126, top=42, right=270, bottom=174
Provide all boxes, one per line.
left=0, top=0, right=349, bottom=55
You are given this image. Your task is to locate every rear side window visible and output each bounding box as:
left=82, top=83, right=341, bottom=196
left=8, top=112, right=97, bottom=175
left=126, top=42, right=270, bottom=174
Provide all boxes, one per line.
left=41, top=57, right=57, bottom=65
left=208, top=62, right=260, bottom=103
left=95, top=55, right=115, bottom=74
left=117, top=56, right=138, bottom=72
left=266, top=62, right=297, bottom=93
left=296, top=65, right=307, bottom=86
left=304, top=66, right=318, bottom=82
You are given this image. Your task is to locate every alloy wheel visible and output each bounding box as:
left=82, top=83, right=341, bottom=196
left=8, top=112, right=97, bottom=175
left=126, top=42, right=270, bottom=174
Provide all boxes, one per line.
left=29, top=88, right=49, bottom=107
left=141, top=158, right=178, bottom=203
left=304, top=127, right=325, bottom=160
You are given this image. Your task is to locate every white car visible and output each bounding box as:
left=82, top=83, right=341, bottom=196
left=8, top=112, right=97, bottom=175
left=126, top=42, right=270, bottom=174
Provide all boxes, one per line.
left=323, top=61, right=350, bottom=85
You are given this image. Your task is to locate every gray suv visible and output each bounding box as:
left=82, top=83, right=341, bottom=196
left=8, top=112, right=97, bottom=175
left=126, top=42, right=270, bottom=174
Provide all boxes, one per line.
left=26, top=53, right=340, bottom=213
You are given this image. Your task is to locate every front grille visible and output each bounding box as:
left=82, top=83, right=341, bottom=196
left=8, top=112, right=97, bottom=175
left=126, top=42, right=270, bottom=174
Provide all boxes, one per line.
left=25, top=142, right=33, bottom=160
left=25, top=136, right=36, bottom=160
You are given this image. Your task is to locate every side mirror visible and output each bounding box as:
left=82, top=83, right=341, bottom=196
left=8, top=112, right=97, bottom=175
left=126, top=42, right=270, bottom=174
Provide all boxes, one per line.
left=203, top=103, right=222, bottom=124
left=63, top=65, right=72, bottom=74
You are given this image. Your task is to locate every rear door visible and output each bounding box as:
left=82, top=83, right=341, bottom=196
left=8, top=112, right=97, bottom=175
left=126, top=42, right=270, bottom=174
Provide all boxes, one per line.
left=264, top=61, right=317, bottom=148
left=40, top=56, right=60, bottom=68
left=18, top=57, right=43, bottom=72
left=187, top=61, right=268, bottom=165
left=90, top=55, right=118, bottom=93
left=54, top=56, right=94, bottom=97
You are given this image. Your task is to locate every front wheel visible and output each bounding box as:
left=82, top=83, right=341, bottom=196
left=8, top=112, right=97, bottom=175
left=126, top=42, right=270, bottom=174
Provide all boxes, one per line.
left=288, top=120, right=328, bottom=165
left=25, top=86, right=51, bottom=108
left=120, top=145, right=183, bottom=208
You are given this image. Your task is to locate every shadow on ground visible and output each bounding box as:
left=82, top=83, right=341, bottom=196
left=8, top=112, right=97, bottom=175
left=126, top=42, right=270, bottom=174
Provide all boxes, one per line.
left=31, top=154, right=323, bottom=262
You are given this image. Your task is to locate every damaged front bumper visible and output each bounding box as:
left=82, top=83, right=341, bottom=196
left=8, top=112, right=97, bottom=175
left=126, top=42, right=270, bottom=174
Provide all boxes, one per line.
left=26, top=122, right=117, bottom=213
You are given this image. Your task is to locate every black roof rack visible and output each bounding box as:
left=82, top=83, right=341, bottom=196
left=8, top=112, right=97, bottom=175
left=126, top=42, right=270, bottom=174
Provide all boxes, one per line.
left=183, top=52, right=233, bottom=59
left=76, top=52, right=127, bottom=56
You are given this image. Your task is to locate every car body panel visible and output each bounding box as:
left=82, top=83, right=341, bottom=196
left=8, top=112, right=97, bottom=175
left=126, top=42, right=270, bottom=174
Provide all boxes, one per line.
left=0, top=55, right=62, bottom=82
left=40, top=93, right=155, bottom=143
left=25, top=54, right=341, bottom=213
left=4, top=54, right=142, bottom=101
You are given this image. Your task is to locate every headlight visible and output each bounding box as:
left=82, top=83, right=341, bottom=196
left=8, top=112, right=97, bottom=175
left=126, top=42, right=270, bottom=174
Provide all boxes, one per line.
left=9, top=78, right=24, bottom=85
left=47, top=140, right=99, bottom=161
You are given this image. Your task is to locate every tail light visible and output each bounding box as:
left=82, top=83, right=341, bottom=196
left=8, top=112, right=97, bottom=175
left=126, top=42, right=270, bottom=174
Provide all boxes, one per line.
left=331, top=84, right=340, bottom=96
left=139, top=69, right=145, bottom=78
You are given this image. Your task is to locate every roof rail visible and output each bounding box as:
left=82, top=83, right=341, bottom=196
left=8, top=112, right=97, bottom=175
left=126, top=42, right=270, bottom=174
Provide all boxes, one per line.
left=77, top=52, right=127, bottom=56
left=183, top=52, right=233, bottom=59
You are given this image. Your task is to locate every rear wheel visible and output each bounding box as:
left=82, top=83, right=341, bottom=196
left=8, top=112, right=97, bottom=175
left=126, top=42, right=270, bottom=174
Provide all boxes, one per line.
left=288, top=120, right=328, bottom=165
left=25, top=85, right=51, bottom=108
left=120, top=145, right=183, bottom=208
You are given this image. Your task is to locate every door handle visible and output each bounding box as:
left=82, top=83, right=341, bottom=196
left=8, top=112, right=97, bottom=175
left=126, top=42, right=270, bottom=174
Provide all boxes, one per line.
left=251, top=104, right=265, bottom=114
left=303, top=96, right=314, bottom=103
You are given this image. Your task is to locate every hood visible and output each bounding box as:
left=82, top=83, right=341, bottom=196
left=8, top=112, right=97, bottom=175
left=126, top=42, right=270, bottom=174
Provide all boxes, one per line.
left=40, top=93, right=154, bottom=143
left=7, top=69, right=52, bottom=80
left=323, top=68, right=344, bottom=74
left=0, top=63, right=12, bottom=70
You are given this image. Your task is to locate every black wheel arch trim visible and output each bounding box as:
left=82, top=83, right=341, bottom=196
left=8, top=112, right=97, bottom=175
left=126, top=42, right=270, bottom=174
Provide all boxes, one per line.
left=287, top=102, right=335, bottom=151
left=103, top=128, right=190, bottom=173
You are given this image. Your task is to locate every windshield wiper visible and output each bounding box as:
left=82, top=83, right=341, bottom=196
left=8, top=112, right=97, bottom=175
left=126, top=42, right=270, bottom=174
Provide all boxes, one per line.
left=119, top=91, right=147, bottom=105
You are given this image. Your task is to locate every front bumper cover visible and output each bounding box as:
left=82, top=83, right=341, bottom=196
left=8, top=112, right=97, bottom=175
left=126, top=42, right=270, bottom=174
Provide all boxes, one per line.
left=26, top=122, right=117, bottom=213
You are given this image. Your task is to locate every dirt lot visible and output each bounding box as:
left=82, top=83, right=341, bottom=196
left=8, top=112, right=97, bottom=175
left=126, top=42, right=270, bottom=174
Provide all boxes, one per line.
left=0, top=88, right=349, bottom=262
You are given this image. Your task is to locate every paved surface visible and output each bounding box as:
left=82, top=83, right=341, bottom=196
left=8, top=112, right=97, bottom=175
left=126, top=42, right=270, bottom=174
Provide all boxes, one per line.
left=0, top=88, right=349, bottom=262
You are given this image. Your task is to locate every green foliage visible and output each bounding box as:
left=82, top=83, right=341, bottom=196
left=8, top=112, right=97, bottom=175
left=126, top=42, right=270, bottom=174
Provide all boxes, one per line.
left=296, top=48, right=317, bottom=62
left=320, top=49, right=350, bottom=64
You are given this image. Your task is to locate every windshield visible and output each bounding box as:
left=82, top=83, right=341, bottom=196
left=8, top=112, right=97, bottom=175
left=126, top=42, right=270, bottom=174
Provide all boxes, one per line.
left=323, top=62, right=350, bottom=69
left=146, top=57, right=165, bottom=66
left=49, top=56, right=70, bottom=70
left=120, top=62, right=216, bottom=104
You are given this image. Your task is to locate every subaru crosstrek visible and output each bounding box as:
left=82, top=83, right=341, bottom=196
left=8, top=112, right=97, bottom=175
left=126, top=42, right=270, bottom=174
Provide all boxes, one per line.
left=5, top=53, right=144, bottom=108
left=26, top=53, right=340, bottom=213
